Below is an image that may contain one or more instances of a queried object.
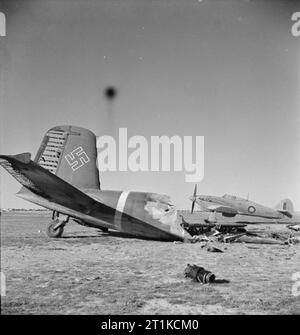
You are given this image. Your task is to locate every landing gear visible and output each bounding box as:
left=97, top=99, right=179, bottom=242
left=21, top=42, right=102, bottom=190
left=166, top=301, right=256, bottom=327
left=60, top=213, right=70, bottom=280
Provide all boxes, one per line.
left=46, top=212, right=69, bottom=238
left=47, top=221, right=65, bottom=238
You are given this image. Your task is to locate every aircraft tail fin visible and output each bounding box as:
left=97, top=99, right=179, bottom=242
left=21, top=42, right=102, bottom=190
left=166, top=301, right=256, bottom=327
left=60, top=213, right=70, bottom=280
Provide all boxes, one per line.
left=34, top=125, right=100, bottom=190
left=275, top=199, right=294, bottom=218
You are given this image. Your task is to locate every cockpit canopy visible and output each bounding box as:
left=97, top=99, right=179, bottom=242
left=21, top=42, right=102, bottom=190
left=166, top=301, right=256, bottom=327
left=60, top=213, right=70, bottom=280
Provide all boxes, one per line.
left=222, top=194, right=245, bottom=201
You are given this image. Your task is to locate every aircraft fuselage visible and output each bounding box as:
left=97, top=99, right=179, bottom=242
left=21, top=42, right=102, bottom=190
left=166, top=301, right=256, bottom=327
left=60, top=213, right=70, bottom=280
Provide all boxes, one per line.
left=196, top=195, right=285, bottom=219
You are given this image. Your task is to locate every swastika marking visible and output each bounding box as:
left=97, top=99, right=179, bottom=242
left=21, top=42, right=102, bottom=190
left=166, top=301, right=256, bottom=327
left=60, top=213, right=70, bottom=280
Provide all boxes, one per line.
left=65, top=146, right=90, bottom=171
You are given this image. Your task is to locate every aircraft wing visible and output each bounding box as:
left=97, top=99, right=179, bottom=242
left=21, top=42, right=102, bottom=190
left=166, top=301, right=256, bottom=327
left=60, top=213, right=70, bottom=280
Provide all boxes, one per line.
left=0, top=153, right=117, bottom=227
left=206, top=204, right=238, bottom=215
left=0, top=153, right=189, bottom=241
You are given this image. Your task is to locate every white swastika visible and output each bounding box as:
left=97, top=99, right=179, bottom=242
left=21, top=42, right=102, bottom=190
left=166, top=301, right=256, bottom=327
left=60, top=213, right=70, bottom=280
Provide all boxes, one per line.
left=65, top=146, right=90, bottom=171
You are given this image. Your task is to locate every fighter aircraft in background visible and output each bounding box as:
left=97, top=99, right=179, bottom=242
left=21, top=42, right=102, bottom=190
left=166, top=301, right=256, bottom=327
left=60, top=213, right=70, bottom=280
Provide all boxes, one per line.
left=0, top=126, right=191, bottom=242
left=189, top=184, right=294, bottom=223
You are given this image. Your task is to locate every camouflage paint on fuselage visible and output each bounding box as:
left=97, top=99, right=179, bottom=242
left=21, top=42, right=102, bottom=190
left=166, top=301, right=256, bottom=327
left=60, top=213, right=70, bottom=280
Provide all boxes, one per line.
left=197, top=194, right=286, bottom=219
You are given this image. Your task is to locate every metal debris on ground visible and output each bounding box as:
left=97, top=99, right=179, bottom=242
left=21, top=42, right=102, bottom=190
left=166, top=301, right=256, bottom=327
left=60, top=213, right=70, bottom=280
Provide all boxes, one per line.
left=285, top=236, right=300, bottom=245
left=287, top=224, right=300, bottom=232
left=206, top=246, right=223, bottom=253
left=184, top=264, right=215, bottom=284
left=183, top=221, right=300, bottom=246
left=234, top=235, right=285, bottom=245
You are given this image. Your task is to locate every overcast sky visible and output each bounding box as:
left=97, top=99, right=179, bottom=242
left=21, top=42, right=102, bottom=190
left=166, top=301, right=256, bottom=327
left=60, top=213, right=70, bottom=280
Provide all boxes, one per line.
left=0, top=0, right=299, bottom=210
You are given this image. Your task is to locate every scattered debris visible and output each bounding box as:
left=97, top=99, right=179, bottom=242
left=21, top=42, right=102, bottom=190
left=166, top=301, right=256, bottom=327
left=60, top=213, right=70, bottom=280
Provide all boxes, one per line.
left=184, top=264, right=215, bottom=283
left=285, top=236, right=300, bottom=245
left=86, top=276, right=101, bottom=281
left=182, top=221, right=300, bottom=246
left=206, top=246, right=223, bottom=253
left=190, top=235, right=209, bottom=243
left=219, top=233, right=247, bottom=243
left=181, top=220, right=246, bottom=237
left=287, top=224, right=300, bottom=232
left=234, top=235, right=285, bottom=245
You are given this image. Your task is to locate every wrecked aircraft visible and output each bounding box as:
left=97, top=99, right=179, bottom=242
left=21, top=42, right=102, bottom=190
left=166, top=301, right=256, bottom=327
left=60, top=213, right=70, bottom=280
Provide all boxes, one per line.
left=0, top=126, right=191, bottom=241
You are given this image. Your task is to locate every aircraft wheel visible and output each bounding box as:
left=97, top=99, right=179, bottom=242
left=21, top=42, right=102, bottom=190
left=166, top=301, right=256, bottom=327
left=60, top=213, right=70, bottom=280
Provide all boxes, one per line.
left=47, top=221, right=64, bottom=238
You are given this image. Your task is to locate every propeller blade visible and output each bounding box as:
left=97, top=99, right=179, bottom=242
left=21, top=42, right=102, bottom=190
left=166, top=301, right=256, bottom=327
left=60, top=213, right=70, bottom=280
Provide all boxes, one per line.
left=191, top=200, right=195, bottom=214
left=190, top=184, right=197, bottom=214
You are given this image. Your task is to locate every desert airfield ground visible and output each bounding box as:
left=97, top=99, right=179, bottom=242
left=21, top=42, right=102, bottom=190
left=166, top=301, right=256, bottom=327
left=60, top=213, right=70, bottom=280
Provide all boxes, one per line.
left=1, top=212, right=299, bottom=315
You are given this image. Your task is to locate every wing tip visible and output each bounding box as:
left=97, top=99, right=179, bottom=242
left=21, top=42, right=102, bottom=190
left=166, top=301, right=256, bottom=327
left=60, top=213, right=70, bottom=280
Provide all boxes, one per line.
left=0, top=152, right=31, bottom=164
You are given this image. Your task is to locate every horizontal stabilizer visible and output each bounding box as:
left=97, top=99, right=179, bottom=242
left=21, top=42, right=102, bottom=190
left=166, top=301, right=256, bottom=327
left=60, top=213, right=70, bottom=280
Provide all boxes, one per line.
left=11, top=152, right=32, bottom=163
left=277, top=210, right=293, bottom=218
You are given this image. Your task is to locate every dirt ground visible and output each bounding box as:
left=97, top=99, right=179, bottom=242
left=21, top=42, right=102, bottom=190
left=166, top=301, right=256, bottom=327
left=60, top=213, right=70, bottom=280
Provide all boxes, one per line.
left=1, top=212, right=299, bottom=315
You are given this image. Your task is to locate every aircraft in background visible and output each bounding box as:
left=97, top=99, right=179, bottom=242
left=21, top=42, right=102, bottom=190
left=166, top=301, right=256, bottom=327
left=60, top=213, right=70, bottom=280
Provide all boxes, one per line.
left=0, top=126, right=191, bottom=242
left=189, top=184, right=294, bottom=223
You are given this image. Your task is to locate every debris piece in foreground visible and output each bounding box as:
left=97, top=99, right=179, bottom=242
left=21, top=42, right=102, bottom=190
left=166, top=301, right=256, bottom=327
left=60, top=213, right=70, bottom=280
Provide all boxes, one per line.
left=285, top=236, right=300, bottom=245
left=184, top=264, right=215, bottom=284
left=220, top=233, right=247, bottom=243
left=286, top=224, right=300, bottom=232
left=235, top=236, right=285, bottom=245
left=207, top=246, right=223, bottom=253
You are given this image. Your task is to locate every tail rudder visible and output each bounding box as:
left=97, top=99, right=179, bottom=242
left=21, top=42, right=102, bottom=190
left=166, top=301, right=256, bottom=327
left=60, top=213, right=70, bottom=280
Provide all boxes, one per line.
left=35, top=125, right=100, bottom=190
left=275, top=198, right=294, bottom=218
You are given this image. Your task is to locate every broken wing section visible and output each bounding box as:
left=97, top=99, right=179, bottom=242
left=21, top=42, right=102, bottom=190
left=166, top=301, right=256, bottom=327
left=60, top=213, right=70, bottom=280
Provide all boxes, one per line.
left=0, top=153, right=114, bottom=228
